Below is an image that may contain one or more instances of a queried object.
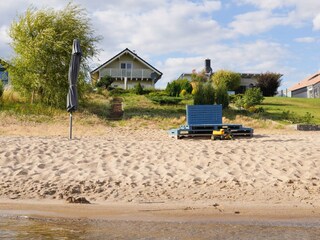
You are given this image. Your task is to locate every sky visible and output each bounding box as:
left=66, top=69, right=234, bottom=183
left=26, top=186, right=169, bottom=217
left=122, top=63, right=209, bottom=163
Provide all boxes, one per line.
left=1, top=0, right=320, bottom=90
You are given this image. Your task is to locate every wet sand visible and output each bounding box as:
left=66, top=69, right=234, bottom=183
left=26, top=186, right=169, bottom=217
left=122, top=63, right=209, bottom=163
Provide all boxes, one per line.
left=1, top=199, right=320, bottom=240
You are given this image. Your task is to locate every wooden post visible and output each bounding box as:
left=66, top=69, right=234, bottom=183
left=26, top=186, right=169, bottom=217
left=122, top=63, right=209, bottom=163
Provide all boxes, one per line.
left=69, top=112, right=73, bottom=140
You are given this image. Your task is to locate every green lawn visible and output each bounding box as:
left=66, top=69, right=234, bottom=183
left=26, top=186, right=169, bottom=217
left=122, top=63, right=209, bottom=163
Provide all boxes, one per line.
left=258, top=97, right=320, bottom=124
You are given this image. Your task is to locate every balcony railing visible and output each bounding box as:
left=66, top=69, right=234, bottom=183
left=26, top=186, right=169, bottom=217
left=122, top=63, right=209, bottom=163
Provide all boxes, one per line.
left=100, top=68, right=154, bottom=79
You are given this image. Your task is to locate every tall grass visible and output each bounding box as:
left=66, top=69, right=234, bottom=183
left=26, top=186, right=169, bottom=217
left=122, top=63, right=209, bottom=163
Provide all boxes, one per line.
left=1, top=88, right=320, bottom=129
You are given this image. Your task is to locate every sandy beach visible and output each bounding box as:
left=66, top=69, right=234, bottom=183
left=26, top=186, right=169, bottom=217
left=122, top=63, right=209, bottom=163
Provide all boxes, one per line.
left=0, top=125, right=320, bottom=221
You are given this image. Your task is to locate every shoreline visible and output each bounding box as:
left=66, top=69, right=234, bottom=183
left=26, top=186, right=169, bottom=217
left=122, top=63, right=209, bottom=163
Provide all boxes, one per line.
left=1, top=199, right=320, bottom=223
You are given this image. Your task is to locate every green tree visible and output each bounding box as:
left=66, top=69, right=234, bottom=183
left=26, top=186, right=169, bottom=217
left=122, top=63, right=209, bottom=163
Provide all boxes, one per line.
left=166, top=81, right=180, bottom=97
left=256, top=72, right=282, bottom=96
left=96, top=75, right=114, bottom=89
left=134, top=82, right=144, bottom=95
left=212, top=70, right=241, bottom=91
left=215, top=82, right=229, bottom=109
left=193, top=82, right=215, bottom=105
left=8, top=4, right=100, bottom=107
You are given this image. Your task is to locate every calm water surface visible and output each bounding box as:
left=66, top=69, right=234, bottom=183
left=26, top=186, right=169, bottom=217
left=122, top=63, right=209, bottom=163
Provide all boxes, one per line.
left=1, top=215, right=320, bottom=239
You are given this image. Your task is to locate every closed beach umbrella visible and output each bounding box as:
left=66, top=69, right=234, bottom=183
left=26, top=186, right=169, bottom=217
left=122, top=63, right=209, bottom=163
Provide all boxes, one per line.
left=67, top=39, right=82, bottom=139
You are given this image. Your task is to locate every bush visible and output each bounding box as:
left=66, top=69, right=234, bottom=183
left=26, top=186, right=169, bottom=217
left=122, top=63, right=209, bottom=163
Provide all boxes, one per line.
left=228, top=94, right=237, bottom=103
left=166, top=78, right=192, bottom=97
left=303, top=112, right=314, bottom=124
left=235, top=88, right=264, bottom=109
left=133, top=83, right=144, bottom=95
left=180, top=89, right=187, bottom=97
left=215, top=82, right=229, bottom=109
left=281, top=111, right=315, bottom=124
left=194, top=82, right=216, bottom=105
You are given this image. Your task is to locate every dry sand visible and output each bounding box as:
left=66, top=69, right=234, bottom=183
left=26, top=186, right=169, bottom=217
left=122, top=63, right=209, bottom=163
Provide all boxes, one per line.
left=0, top=125, right=320, bottom=220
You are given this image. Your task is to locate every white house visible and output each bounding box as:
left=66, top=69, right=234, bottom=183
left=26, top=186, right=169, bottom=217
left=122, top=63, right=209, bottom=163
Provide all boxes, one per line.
left=289, top=72, right=320, bottom=98
left=90, top=48, right=162, bottom=89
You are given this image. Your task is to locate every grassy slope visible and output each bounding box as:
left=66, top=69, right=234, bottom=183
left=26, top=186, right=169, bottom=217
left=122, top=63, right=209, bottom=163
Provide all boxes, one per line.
left=1, top=90, right=320, bottom=130
left=258, top=97, right=320, bottom=124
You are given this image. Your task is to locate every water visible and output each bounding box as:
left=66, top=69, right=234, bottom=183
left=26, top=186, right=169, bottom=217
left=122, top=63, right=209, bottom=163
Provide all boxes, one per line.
left=1, top=216, right=320, bottom=240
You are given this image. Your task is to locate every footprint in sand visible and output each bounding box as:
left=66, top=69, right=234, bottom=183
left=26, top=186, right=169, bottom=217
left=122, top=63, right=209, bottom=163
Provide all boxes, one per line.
left=37, top=164, right=46, bottom=169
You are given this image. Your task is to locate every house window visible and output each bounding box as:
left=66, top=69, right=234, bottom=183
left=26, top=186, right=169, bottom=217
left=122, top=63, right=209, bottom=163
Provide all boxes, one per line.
left=120, top=62, right=132, bottom=78
left=120, top=62, right=132, bottom=70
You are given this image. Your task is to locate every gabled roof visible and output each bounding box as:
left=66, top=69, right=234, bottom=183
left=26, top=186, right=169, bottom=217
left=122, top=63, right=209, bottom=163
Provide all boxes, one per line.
left=289, top=71, right=320, bottom=91
left=90, top=48, right=162, bottom=77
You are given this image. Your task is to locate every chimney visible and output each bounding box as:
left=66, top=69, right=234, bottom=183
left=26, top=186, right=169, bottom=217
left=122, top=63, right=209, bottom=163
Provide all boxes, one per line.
left=205, top=59, right=212, bottom=75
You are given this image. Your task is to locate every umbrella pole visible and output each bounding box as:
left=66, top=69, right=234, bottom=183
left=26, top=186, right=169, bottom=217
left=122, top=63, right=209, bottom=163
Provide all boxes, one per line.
left=69, top=112, right=73, bottom=140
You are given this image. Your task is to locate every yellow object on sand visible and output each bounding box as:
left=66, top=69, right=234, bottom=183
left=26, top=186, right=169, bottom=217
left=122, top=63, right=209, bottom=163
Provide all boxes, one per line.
left=212, top=128, right=233, bottom=140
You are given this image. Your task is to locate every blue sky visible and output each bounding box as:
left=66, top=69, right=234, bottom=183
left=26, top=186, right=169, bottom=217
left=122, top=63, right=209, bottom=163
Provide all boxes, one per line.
left=1, top=0, right=320, bottom=90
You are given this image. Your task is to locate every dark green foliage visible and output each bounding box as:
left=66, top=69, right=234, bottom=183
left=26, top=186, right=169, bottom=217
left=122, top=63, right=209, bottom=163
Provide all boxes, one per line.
left=193, top=83, right=204, bottom=105
left=133, top=82, right=144, bottom=95
left=166, top=81, right=180, bottom=97
left=96, top=76, right=114, bottom=89
left=256, top=72, right=282, bottom=96
left=193, top=83, right=215, bottom=105
left=0, top=81, right=3, bottom=99
left=8, top=3, right=100, bottom=108
left=166, top=78, right=192, bottom=97
left=215, top=83, right=229, bottom=109
left=203, top=83, right=215, bottom=105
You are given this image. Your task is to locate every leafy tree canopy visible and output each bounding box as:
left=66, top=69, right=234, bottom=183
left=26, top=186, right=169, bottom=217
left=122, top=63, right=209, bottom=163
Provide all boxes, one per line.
left=96, top=75, right=114, bottom=89
left=8, top=3, right=101, bottom=107
left=211, top=70, right=241, bottom=91
left=256, top=72, right=282, bottom=96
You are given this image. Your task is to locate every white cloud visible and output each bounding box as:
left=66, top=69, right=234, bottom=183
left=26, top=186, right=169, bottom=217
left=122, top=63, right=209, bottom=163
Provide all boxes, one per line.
left=294, top=37, right=317, bottom=43
left=0, top=25, right=11, bottom=58
left=229, top=10, right=288, bottom=36
left=92, top=0, right=223, bottom=55
left=235, top=0, right=320, bottom=30
left=0, top=25, right=10, bottom=43
left=313, top=14, right=320, bottom=31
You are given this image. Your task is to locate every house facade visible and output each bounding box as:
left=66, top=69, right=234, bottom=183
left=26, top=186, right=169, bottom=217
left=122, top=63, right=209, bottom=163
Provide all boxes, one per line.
left=178, top=60, right=261, bottom=93
left=91, top=48, right=162, bottom=89
left=289, top=72, right=320, bottom=98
